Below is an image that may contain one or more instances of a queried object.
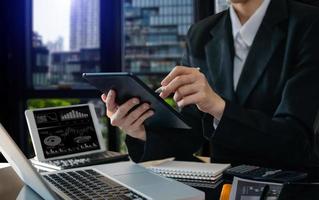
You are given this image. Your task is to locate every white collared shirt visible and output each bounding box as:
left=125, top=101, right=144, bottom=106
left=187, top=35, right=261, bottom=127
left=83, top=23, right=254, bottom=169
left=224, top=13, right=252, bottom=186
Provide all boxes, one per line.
left=213, top=0, right=271, bottom=129
left=230, top=0, right=271, bottom=90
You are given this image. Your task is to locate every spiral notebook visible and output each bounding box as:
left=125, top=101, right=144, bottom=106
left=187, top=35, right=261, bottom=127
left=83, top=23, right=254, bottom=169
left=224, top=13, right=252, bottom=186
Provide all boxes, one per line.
left=148, top=161, right=231, bottom=188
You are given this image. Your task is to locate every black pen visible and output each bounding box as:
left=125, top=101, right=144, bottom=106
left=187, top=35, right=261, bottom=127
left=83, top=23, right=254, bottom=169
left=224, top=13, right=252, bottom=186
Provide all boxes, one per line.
left=259, top=184, right=270, bottom=200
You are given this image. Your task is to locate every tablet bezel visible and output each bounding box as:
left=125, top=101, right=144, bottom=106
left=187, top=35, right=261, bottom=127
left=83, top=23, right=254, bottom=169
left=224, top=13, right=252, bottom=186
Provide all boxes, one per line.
left=25, top=103, right=106, bottom=161
left=82, top=72, right=192, bottom=129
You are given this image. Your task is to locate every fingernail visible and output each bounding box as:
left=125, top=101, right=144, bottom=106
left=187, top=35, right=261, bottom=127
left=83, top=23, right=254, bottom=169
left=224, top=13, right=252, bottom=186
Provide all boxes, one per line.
left=143, top=104, right=149, bottom=109
left=159, top=93, right=165, bottom=99
left=133, top=99, right=139, bottom=104
left=149, top=111, right=154, bottom=115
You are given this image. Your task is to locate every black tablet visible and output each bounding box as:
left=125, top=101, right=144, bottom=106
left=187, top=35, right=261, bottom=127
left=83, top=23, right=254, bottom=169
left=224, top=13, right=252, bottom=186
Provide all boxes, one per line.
left=82, top=72, right=191, bottom=129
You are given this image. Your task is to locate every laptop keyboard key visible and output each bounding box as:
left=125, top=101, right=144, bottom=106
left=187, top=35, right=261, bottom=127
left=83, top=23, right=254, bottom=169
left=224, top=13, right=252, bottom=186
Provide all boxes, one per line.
left=45, top=169, right=147, bottom=199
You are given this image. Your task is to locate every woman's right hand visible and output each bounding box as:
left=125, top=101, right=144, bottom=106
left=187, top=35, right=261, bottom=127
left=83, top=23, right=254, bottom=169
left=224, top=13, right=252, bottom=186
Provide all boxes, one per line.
left=101, top=90, right=154, bottom=141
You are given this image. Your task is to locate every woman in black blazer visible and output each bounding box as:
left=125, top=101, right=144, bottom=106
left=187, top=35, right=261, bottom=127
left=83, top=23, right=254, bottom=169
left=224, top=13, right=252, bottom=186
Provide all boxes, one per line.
left=102, top=0, right=319, bottom=171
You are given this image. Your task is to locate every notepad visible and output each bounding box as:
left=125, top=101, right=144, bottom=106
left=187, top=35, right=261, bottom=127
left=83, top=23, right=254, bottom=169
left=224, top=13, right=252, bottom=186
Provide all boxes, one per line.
left=148, top=161, right=231, bottom=181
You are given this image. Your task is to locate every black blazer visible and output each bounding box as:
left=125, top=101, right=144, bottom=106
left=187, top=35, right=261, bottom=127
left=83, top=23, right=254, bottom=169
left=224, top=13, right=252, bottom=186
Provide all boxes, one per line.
left=126, top=0, right=319, bottom=170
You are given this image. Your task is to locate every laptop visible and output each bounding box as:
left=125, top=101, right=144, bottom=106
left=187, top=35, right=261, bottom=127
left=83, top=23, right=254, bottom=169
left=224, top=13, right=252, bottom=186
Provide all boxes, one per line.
left=25, top=104, right=128, bottom=170
left=0, top=123, right=205, bottom=200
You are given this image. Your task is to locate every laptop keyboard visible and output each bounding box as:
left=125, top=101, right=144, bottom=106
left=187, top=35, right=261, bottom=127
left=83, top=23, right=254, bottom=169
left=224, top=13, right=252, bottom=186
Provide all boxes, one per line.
left=43, top=169, right=147, bottom=200
left=44, top=151, right=128, bottom=169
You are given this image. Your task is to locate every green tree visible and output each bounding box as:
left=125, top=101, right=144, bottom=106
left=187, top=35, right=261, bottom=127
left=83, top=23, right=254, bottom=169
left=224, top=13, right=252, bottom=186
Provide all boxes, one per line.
left=27, top=99, right=81, bottom=109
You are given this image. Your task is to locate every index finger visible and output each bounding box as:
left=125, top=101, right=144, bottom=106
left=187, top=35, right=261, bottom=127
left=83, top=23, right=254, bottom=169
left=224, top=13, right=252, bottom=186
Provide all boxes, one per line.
left=161, top=66, right=196, bottom=86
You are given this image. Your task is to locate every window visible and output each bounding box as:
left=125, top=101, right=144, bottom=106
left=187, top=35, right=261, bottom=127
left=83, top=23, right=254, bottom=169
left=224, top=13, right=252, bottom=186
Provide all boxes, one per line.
left=32, top=0, right=100, bottom=89
left=27, top=0, right=196, bottom=155
left=123, top=0, right=195, bottom=75
left=27, top=0, right=120, bottom=154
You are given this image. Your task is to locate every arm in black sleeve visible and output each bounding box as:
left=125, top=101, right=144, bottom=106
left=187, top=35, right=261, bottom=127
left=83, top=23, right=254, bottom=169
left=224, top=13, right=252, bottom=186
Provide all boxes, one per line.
left=125, top=135, right=145, bottom=162
left=126, top=104, right=205, bottom=163
left=140, top=105, right=205, bottom=162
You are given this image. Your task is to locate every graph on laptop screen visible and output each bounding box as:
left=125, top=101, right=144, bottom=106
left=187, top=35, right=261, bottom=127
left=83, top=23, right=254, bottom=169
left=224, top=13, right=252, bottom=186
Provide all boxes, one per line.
left=33, top=105, right=100, bottom=158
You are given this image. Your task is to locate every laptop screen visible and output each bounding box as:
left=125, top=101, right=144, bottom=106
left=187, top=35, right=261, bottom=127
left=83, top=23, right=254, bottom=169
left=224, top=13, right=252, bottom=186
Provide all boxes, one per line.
left=33, top=105, right=100, bottom=159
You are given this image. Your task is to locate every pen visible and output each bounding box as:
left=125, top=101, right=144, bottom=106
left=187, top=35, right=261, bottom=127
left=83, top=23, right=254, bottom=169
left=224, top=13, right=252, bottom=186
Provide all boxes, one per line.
left=155, top=67, right=200, bottom=93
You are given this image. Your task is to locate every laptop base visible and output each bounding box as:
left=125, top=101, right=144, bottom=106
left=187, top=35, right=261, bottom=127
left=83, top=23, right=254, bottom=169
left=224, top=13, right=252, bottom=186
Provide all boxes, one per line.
left=31, top=151, right=129, bottom=171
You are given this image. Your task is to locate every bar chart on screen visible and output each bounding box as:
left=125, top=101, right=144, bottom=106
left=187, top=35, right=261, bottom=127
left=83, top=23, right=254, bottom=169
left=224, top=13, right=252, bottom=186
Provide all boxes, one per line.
left=60, top=110, right=89, bottom=121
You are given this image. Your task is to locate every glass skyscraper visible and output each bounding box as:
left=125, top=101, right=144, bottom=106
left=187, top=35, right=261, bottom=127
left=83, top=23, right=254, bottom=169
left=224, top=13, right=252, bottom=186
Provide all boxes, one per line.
left=124, top=0, right=195, bottom=73
left=70, top=0, right=100, bottom=51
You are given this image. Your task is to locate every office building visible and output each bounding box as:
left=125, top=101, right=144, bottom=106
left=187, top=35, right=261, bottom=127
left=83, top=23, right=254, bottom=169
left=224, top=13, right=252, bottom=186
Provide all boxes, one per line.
left=46, top=37, right=64, bottom=53
left=32, top=32, right=50, bottom=88
left=124, top=0, right=194, bottom=73
left=50, top=48, right=100, bottom=88
left=70, top=0, right=100, bottom=51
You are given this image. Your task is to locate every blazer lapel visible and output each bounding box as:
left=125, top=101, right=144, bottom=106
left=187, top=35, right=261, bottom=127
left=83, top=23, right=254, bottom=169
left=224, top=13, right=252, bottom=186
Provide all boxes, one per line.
left=235, top=0, right=288, bottom=105
left=205, top=13, right=236, bottom=101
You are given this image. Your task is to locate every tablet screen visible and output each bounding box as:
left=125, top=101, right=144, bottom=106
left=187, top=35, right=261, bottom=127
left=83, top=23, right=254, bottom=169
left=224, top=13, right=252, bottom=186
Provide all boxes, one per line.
left=33, top=105, right=100, bottom=159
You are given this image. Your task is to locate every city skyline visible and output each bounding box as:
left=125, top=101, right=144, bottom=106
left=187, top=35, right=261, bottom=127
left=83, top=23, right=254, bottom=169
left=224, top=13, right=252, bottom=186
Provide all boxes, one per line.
left=32, top=0, right=195, bottom=88
left=32, top=0, right=101, bottom=89
left=33, top=0, right=71, bottom=51
left=33, top=0, right=100, bottom=51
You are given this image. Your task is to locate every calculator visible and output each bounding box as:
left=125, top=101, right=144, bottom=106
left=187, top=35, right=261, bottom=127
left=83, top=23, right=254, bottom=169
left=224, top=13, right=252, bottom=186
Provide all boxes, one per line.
left=223, top=165, right=308, bottom=183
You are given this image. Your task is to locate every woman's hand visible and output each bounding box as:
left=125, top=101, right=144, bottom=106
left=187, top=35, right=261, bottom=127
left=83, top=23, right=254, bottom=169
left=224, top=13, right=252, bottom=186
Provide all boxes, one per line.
left=159, top=66, right=225, bottom=120
left=101, top=90, right=154, bottom=141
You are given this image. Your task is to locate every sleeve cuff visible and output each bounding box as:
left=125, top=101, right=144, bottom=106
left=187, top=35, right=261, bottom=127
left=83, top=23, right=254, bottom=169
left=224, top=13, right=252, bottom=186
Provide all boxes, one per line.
left=213, top=118, right=220, bottom=129
left=201, top=100, right=230, bottom=140
left=125, top=135, right=145, bottom=163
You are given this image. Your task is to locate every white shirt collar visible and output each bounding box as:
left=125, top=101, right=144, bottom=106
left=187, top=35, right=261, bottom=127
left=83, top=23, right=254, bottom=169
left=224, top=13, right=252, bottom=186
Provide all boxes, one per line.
left=230, top=0, right=271, bottom=47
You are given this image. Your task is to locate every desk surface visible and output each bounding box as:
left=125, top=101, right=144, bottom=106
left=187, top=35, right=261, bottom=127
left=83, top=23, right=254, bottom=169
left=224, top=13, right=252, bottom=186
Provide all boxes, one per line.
left=0, top=167, right=24, bottom=200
